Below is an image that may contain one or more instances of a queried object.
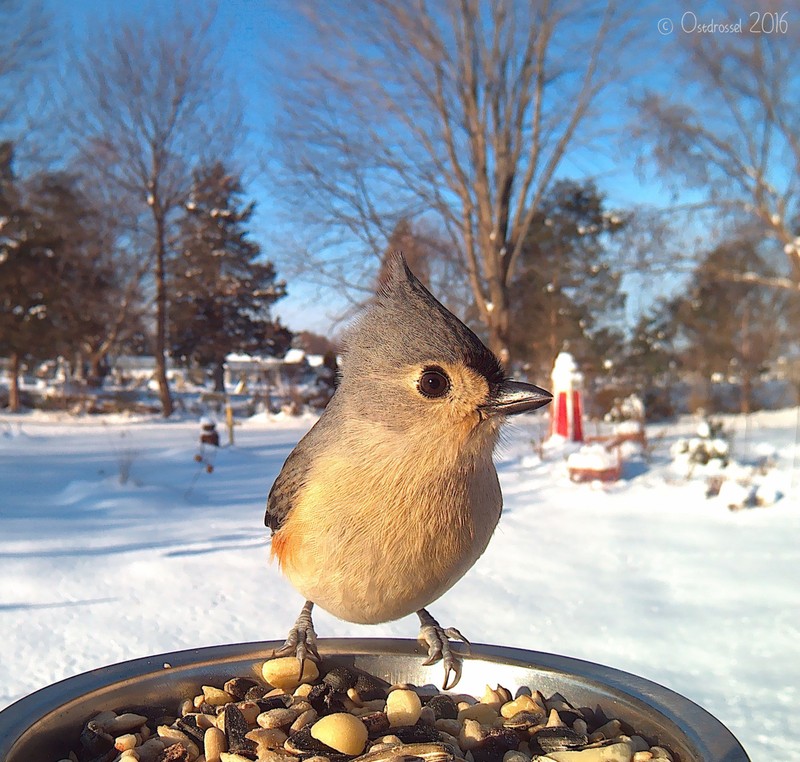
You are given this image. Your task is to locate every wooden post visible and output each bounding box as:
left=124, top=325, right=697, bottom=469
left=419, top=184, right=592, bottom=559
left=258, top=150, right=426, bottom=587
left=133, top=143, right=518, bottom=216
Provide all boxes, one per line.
left=225, top=399, right=235, bottom=446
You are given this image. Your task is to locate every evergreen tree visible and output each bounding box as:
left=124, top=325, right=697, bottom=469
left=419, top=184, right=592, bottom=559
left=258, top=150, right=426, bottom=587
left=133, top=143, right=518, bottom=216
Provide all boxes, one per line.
left=1, top=145, right=141, bottom=407
left=26, top=170, right=143, bottom=383
left=376, top=219, right=473, bottom=326
left=623, top=302, right=680, bottom=419
left=376, top=219, right=432, bottom=290
left=0, top=144, right=62, bottom=410
left=626, top=302, right=678, bottom=385
left=170, top=163, right=292, bottom=390
left=510, top=180, right=627, bottom=376
left=668, top=236, right=791, bottom=413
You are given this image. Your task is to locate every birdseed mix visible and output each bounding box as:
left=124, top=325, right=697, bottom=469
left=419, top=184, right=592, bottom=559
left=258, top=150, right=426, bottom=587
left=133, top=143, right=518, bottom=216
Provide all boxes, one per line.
left=54, top=656, right=677, bottom=762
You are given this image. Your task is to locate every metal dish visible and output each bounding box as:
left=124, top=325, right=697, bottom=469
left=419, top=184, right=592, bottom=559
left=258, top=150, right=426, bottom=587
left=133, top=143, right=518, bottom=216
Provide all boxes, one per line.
left=0, top=638, right=749, bottom=761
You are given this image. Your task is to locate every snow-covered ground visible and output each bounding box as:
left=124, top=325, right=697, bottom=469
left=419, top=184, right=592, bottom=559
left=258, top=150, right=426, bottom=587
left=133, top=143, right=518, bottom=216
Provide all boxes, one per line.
left=0, top=408, right=798, bottom=761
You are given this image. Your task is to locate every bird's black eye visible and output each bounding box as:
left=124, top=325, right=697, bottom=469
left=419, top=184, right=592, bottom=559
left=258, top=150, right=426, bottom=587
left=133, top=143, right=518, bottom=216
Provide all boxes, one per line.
left=418, top=367, right=450, bottom=398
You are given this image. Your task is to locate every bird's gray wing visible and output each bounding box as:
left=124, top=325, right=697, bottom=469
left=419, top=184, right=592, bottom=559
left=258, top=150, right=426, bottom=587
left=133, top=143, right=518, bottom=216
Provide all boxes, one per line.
left=265, top=402, right=342, bottom=533
left=265, top=445, right=311, bottom=533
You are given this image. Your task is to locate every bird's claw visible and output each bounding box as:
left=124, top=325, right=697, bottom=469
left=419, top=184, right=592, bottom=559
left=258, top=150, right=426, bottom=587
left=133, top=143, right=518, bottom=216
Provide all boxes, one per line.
left=270, top=601, right=320, bottom=680
left=417, top=612, right=470, bottom=690
left=442, top=659, right=462, bottom=691
left=271, top=628, right=321, bottom=661
left=444, top=626, right=471, bottom=654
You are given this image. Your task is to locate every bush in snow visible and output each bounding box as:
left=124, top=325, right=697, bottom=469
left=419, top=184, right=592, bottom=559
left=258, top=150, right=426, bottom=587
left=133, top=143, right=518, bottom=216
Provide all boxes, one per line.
left=604, top=393, right=645, bottom=423
left=670, top=417, right=729, bottom=467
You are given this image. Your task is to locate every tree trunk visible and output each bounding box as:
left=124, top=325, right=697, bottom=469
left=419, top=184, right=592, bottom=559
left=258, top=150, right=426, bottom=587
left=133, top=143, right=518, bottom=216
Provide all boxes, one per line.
left=741, top=368, right=752, bottom=415
left=546, top=267, right=562, bottom=367
left=73, top=351, right=86, bottom=383
left=548, top=301, right=559, bottom=366
left=487, top=325, right=510, bottom=370
left=154, top=212, right=174, bottom=417
left=740, top=301, right=752, bottom=415
left=88, top=355, right=104, bottom=387
left=484, top=288, right=512, bottom=370
left=8, top=351, right=21, bottom=412
left=212, top=362, right=225, bottom=392
left=483, top=260, right=512, bottom=370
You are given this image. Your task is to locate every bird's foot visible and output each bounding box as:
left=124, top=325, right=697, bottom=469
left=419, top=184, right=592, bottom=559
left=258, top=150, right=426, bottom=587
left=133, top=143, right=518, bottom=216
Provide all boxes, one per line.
left=416, top=608, right=470, bottom=690
left=271, top=601, right=321, bottom=676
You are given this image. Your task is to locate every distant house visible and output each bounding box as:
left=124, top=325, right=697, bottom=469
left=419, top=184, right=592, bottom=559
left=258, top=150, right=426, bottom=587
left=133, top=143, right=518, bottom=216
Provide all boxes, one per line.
left=0, top=351, right=336, bottom=413
left=107, top=355, right=193, bottom=392
left=113, top=356, right=161, bottom=374
left=223, top=349, right=326, bottom=392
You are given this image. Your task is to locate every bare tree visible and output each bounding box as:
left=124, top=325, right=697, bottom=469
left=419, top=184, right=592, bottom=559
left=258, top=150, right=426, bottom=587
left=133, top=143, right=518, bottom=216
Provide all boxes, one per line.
left=71, top=8, right=241, bottom=415
left=0, top=1, right=45, bottom=121
left=637, top=8, right=800, bottom=293
left=0, top=1, right=53, bottom=163
left=62, top=161, right=151, bottom=380
left=272, top=0, right=642, bottom=365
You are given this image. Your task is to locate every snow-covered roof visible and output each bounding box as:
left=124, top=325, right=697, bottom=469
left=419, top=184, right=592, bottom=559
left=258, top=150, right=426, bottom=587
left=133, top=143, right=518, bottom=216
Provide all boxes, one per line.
left=114, top=355, right=158, bottom=370
left=283, top=348, right=306, bottom=364
left=224, top=349, right=307, bottom=367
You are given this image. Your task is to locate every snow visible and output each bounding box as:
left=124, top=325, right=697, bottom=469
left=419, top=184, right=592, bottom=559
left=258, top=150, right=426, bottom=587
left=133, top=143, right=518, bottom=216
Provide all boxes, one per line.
left=615, top=420, right=643, bottom=435
left=566, top=443, right=617, bottom=470
left=226, top=348, right=307, bottom=365
left=550, top=351, right=583, bottom=388
left=0, top=408, right=799, bottom=761
left=283, top=348, right=307, bottom=364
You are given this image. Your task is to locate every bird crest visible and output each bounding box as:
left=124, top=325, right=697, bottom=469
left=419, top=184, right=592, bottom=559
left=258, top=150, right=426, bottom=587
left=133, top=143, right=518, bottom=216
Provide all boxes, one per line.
left=346, top=252, right=505, bottom=388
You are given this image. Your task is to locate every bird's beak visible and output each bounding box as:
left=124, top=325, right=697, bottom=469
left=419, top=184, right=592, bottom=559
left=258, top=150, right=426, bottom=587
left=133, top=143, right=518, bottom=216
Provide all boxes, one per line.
left=480, top=380, right=553, bottom=417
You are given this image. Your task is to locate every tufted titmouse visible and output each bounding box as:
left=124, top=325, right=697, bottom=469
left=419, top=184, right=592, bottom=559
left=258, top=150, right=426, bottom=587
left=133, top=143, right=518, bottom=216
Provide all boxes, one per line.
left=265, top=253, right=552, bottom=688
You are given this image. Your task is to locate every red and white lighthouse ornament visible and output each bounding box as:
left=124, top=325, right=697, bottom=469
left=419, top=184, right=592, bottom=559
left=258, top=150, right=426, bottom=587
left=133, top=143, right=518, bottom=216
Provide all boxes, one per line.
left=549, top=351, right=584, bottom=442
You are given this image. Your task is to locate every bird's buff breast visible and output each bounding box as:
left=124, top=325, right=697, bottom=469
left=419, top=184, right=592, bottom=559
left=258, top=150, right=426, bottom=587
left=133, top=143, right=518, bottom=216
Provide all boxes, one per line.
left=272, top=446, right=501, bottom=624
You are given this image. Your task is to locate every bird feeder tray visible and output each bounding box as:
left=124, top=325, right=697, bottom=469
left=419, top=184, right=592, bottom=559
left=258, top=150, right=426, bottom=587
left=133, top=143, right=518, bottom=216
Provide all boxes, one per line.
left=568, top=463, right=622, bottom=483
left=567, top=440, right=623, bottom=483
left=0, top=639, right=749, bottom=762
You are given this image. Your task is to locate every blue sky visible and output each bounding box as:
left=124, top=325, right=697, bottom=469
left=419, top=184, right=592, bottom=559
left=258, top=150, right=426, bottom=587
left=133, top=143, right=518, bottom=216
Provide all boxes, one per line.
left=44, top=0, right=336, bottom=331
left=39, top=1, right=734, bottom=337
